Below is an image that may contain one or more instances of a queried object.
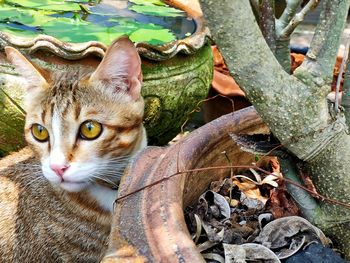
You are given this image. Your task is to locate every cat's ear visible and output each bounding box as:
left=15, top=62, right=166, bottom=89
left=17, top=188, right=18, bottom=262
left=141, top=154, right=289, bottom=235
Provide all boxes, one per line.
left=89, top=36, right=142, bottom=100
left=5, top=46, right=49, bottom=90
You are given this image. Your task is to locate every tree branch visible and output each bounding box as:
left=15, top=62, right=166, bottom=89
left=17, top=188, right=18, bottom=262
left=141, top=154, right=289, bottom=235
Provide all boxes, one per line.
left=278, top=0, right=319, bottom=39
left=334, top=37, right=350, bottom=112
left=279, top=156, right=319, bottom=223
left=276, top=0, right=302, bottom=37
left=259, top=0, right=276, bottom=53
left=198, top=1, right=350, bottom=257
left=296, top=0, right=350, bottom=85
left=198, top=0, right=330, bottom=159
left=342, top=47, right=350, bottom=127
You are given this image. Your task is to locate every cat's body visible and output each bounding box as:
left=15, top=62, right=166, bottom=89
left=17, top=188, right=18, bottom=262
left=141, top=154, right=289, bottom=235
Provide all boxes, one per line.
left=0, top=36, right=146, bottom=262
left=0, top=148, right=111, bottom=263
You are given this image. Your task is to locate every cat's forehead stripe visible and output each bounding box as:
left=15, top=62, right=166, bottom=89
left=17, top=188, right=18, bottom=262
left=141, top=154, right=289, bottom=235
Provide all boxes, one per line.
left=74, top=103, right=81, bottom=121
left=44, top=70, right=87, bottom=118
left=41, top=109, right=46, bottom=123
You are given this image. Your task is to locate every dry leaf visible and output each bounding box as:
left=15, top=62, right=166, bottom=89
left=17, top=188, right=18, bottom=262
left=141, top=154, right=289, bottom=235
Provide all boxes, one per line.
left=202, top=221, right=225, bottom=243
left=233, top=179, right=268, bottom=205
left=240, top=192, right=266, bottom=210
left=223, top=243, right=280, bottom=263
left=200, top=190, right=231, bottom=219
left=197, top=240, right=218, bottom=253
left=193, top=214, right=202, bottom=244
left=268, top=184, right=299, bottom=218
left=254, top=216, right=331, bottom=259
left=203, top=253, right=225, bottom=263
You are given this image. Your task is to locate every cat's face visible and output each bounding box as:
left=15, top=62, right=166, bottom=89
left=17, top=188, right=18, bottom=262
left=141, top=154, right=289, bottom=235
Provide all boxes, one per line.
left=6, top=36, right=146, bottom=192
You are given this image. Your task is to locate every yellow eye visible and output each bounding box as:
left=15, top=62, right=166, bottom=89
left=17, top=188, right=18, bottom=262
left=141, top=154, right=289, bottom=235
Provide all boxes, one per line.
left=31, top=124, right=49, bottom=142
left=79, top=120, right=102, bottom=140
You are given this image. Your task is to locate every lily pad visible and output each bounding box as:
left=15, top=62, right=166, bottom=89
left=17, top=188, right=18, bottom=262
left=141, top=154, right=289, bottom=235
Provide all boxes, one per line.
left=5, top=0, right=81, bottom=11
left=41, top=17, right=124, bottom=43
left=0, top=7, right=55, bottom=26
left=129, top=27, right=175, bottom=44
left=0, top=0, right=193, bottom=44
left=129, top=0, right=166, bottom=6
left=130, top=4, right=184, bottom=17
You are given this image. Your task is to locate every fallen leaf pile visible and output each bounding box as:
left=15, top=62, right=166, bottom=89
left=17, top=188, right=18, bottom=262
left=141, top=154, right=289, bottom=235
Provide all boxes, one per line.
left=184, top=159, right=343, bottom=262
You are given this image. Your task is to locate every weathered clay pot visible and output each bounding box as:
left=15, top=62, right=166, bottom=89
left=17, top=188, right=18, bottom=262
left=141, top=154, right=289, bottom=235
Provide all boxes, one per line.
left=102, top=106, right=269, bottom=262
left=0, top=0, right=213, bottom=155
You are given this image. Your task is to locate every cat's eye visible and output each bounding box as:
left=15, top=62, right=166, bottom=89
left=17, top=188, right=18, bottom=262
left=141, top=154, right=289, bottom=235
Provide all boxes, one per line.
left=79, top=120, right=102, bottom=140
left=31, top=124, right=49, bottom=142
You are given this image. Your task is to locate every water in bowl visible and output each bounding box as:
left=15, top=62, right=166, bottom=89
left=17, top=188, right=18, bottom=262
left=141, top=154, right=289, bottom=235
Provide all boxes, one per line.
left=0, top=0, right=196, bottom=45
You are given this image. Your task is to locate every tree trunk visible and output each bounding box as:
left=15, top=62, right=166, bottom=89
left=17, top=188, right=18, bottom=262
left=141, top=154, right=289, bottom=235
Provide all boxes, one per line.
left=199, top=0, right=350, bottom=258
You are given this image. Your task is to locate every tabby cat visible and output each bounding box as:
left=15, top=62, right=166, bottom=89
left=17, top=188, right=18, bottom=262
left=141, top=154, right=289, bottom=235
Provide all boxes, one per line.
left=0, top=36, right=147, bottom=262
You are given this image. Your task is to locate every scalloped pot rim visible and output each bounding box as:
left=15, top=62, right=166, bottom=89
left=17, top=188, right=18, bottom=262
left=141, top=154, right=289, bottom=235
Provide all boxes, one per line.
left=0, top=1, right=211, bottom=61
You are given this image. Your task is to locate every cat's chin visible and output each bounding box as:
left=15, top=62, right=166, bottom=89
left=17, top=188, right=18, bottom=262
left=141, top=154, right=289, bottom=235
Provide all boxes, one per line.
left=59, top=181, right=89, bottom=192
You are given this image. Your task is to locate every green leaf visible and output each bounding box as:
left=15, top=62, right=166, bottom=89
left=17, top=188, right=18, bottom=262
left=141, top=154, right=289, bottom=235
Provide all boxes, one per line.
left=129, top=27, right=175, bottom=45
left=5, top=0, right=81, bottom=11
left=0, top=1, right=179, bottom=45
left=0, top=7, right=33, bottom=23
left=41, top=16, right=127, bottom=44
left=129, top=0, right=166, bottom=6
left=69, top=0, right=91, bottom=2
left=130, top=4, right=184, bottom=17
left=0, top=7, right=55, bottom=25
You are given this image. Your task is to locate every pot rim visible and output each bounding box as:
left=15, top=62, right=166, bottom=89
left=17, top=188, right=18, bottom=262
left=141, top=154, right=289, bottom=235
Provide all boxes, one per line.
left=0, top=0, right=210, bottom=61
left=103, top=107, right=270, bottom=262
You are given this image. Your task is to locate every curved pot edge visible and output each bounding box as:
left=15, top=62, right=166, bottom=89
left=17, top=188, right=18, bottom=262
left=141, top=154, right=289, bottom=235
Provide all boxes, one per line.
left=103, top=106, right=270, bottom=262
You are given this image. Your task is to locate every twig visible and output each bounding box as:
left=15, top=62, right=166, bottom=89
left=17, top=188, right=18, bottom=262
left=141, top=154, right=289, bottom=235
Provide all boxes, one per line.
left=276, top=0, right=302, bottom=34
left=115, top=164, right=350, bottom=209
left=116, top=165, right=259, bottom=203
left=180, top=94, right=235, bottom=133
left=279, top=0, right=319, bottom=38
left=335, top=35, right=350, bottom=112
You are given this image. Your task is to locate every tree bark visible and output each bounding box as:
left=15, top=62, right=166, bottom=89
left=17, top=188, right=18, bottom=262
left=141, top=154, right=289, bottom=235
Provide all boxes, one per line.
left=343, top=47, right=350, bottom=126
left=199, top=0, right=350, bottom=257
left=258, top=0, right=276, bottom=53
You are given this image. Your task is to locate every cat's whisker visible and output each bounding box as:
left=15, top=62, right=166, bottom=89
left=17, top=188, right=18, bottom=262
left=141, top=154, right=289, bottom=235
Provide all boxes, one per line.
left=96, top=168, right=126, bottom=173
left=98, top=162, right=130, bottom=169
left=98, top=167, right=128, bottom=174
left=90, top=174, right=119, bottom=188
left=94, top=171, right=125, bottom=178
left=91, top=172, right=120, bottom=181
left=99, top=157, right=133, bottom=164
left=98, top=167, right=127, bottom=172
left=99, top=161, right=130, bottom=167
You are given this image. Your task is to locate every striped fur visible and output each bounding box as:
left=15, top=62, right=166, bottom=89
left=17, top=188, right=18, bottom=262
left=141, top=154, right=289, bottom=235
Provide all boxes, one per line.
left=0, top=36, right=146, bottom=262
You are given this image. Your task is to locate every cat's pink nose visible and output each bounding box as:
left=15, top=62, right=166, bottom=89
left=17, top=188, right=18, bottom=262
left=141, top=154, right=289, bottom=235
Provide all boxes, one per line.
left=50, top=164, right=70, bottom=177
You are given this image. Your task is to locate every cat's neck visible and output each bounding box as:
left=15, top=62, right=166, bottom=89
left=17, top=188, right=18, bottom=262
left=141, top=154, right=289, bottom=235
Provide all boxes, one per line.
left=86, top=185, right=118, bottom=212
left=85, top=130, right=147, bottom=212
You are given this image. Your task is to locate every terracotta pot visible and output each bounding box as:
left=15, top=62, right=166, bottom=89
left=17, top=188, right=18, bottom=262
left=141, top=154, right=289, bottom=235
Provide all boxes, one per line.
left=102, top=106, right=269, bottom=262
